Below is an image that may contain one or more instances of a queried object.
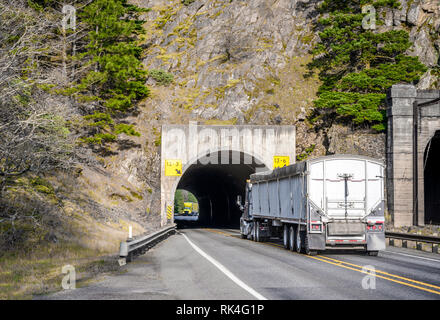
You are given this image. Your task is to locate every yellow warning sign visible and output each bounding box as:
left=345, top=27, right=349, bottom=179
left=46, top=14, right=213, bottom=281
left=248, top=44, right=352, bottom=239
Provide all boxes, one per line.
left=167, top=205, right=173, bottom=220
left=273, top=156, right=290, bottom=169
left=165, top=159, right=182, bottom=176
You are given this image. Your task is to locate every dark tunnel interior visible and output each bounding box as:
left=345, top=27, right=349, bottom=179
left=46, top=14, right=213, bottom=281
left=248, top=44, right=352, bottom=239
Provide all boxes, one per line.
left=424, top=130, right=440, bottom=225
left=176, top=151, right=268, bottom=228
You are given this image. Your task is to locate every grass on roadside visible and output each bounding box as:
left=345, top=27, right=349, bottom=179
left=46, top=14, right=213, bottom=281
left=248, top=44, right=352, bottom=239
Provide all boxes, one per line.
left=0, top=241, right=120, bottom=300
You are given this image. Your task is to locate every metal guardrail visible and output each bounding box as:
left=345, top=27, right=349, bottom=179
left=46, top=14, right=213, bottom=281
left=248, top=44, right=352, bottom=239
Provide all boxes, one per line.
left=385, top=231, right=440, bottom=253
left=119, top=224, right=176, bottom=262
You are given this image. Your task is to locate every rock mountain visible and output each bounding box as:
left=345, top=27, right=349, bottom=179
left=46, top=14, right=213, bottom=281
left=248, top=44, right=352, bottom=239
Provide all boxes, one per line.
left=117, top=0, right=439, bottom=212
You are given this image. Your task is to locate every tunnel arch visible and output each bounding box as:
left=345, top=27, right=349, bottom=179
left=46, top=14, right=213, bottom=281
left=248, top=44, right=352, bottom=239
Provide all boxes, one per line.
left=171, top=149, right=269, bottom=227
left=424, top=130, right=440, bottom=225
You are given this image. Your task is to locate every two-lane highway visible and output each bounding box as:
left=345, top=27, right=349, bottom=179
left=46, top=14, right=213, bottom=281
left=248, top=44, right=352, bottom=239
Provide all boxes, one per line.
left=172, top=228, right=440, bottom=300
left=43, top=228, right=440, bottom=300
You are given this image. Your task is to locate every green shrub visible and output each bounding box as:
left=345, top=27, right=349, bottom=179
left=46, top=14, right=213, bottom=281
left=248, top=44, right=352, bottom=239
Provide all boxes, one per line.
left=30, top=177, right=55, bottom=194
left=83, top=133, right=116, bottom=145
left=297, top=145, right=316, bottom=162
left=182, top=0, right=196, bottom=5
left=114, top=124, right=141, bottom=137
left=149, top=69, right=174, bottom=86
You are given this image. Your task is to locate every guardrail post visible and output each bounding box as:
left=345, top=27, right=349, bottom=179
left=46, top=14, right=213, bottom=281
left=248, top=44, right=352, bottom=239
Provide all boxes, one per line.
left=126, top=237, right=133, bottom=262
left=402, top=240, right=407, bottom=248
left=433, top=244, right=439, bottom=254
left=416, top=242, right=422, bottom=251
left=119, top=241, right=128, bottom=257
left=389, top=238, right=394, bottom=247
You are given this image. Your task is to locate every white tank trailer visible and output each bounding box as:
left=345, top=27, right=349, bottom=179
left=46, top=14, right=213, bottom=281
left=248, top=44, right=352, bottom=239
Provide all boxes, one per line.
left=237, top=155, right=386, bottom=255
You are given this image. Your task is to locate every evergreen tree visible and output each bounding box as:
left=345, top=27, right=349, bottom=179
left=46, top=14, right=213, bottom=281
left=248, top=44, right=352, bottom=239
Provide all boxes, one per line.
left=59, top=0, right=150, bottom=145
left=309, top=0, right=427, bottom=131
left=174, top=190, right=185, bottom=213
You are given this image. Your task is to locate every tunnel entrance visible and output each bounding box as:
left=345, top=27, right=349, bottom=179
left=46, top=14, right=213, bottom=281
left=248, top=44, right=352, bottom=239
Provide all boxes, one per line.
left=424, top=130, right=440, bottom=225
left=176, top=151, right=268, bottom=228
left=174, top=189, right=200, bottom=226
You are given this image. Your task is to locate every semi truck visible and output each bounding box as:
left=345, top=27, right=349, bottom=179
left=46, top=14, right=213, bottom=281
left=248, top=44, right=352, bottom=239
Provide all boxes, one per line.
left=237, top=155, right=386, bottom=256
left=183, top=202, right=199, bottom=216
left=175, top=202, right=199, bottom=223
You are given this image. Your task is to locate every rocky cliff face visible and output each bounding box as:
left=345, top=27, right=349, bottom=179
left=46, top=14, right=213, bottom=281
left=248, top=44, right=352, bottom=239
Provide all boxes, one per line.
left=117, top=0, right=439, bottom=213
left=380, top=0, right=440, bottom=89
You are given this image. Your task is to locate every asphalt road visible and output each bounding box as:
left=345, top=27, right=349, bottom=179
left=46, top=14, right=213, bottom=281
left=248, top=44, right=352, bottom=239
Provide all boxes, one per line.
left=42, top=228, right=440, bottom=300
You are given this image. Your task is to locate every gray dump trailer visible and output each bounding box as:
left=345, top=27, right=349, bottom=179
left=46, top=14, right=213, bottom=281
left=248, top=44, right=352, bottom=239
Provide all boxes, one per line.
left=238, top=155, right=386, bottom=255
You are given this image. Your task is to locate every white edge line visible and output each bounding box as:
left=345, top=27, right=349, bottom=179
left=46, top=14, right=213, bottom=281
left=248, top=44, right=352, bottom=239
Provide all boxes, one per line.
left=181, top=233, right=267, bottom=300
left=385, top=250, right=440, bottom=263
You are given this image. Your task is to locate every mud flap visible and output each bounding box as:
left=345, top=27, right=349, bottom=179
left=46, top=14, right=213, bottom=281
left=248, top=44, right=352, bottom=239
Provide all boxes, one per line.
left=367, top=233, right=386, bottom=251
left=308, top=233, right=326, bottom=250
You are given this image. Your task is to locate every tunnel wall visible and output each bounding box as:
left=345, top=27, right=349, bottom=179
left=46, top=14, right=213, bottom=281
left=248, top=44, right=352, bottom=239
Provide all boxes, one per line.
left=160, top=124, right=296, bottom=226
left=387, top=85, right=440, bottom=227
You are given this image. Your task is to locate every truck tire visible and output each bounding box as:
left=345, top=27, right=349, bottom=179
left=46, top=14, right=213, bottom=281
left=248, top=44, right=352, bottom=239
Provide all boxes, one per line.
left=283, top=224, right=289, bottom=249
left=367, top=250, right=378, bottom=256
left=255, top=221, right=261, bottom=242
left=289, top=226, right=295, bottom=251
left=295, top=228, right=303, bottom=253
left=304, top=234, right=317, bottom=256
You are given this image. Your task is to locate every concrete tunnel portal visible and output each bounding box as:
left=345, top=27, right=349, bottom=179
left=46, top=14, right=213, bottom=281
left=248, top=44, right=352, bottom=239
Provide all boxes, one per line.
left=176, top=151, right=268, bottom=228
left=160, top=124, right=296, bottom=227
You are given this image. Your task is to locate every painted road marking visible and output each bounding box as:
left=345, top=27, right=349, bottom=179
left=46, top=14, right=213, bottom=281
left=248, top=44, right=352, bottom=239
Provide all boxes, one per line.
left=204, top=228, right=440, bottom=296
left=306, top=255, right=440, bottom=296
left=205, top=228, right=233, bottom=237
left=316, top=255, right=440, bottom=290
left=180, top=232, right=267, bottom=300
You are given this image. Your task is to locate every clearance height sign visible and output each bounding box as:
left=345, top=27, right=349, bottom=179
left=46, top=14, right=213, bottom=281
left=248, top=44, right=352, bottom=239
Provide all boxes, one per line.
left=164, top=157, right=290, bottom=175
left=273, top=156, right=289, bottom=169
left=165, top=159, right=182, bottom=176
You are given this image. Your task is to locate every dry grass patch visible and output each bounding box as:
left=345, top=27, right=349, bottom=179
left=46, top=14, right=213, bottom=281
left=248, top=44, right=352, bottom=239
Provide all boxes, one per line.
left=0, top=241, right=119, bottom=300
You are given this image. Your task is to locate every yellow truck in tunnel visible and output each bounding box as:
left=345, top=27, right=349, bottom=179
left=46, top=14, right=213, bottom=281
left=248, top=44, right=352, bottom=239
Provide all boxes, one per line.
left=183, top=202, right=199, bottom=216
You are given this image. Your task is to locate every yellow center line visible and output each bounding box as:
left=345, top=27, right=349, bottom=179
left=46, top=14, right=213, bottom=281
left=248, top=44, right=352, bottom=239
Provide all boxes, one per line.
left=317, top=255, right=440, bottom=291
left=205, top=228, right=234, bottom=237
left=305, top=255, right=440, bottom=296
left=204, top=228, right=440, bottom=296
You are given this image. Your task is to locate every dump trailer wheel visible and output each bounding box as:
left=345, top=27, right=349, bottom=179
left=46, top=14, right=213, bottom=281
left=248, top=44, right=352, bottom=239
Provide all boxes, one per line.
left=255, top=221, right=261, bottom=242
left=304, top=234, right=317, bottom=256
left=283, top=224, right=289, bottom=249
left=289, top=226, right=295, bottom=251
left=295, top=228, right=303, bottom=253
left=367, top=250, right=378, bottom=256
